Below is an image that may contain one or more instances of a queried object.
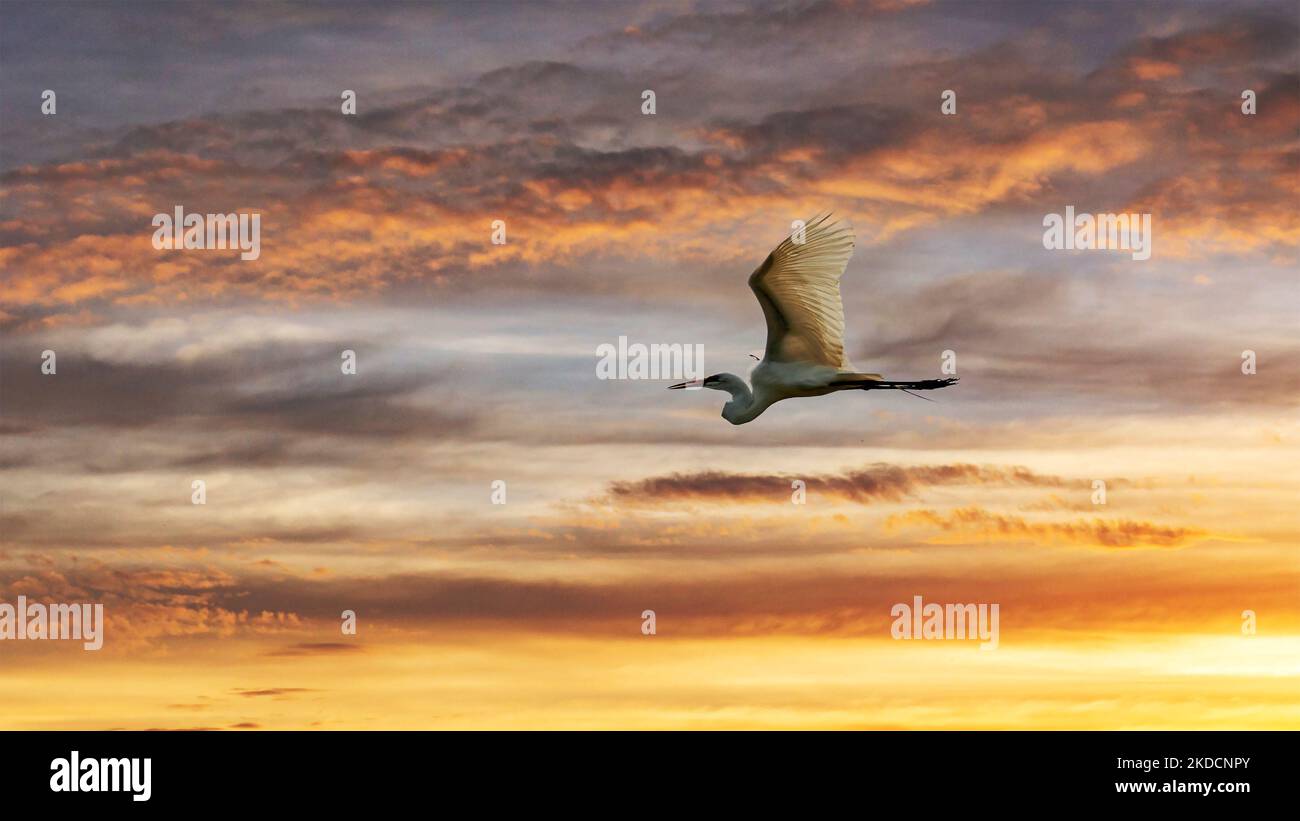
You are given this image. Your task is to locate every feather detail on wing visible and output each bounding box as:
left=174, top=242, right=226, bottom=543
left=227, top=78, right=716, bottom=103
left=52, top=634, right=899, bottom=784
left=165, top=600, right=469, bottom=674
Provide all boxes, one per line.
left=748, top=212, right=856, bottom=369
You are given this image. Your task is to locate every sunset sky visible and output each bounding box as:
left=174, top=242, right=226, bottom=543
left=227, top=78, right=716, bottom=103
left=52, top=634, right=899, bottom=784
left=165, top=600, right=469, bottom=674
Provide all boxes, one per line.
left=1, top=0, right=1297, bottom=730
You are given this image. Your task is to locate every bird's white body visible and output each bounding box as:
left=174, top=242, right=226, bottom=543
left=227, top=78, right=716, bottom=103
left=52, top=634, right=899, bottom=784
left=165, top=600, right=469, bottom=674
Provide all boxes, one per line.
left=670, top=212, right=957, bottom=424
left=752, top=359, right=846, bottom=397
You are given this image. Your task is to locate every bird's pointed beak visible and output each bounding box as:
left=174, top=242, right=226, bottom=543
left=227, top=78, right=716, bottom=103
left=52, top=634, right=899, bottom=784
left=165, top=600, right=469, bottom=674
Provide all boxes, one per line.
left=668, top=379, right=703, bottom=390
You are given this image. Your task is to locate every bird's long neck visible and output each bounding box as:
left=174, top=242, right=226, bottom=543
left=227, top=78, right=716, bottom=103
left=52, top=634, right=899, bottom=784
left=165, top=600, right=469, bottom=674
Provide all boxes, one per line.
left=718, top=379, right=763, bottom=425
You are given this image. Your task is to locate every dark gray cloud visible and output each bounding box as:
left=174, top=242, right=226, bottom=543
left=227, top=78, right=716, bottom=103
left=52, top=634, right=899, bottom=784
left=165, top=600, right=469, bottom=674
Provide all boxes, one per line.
left=0, top=338, right=470, bottom=438
left=607, top=462, right=1082, bottom=504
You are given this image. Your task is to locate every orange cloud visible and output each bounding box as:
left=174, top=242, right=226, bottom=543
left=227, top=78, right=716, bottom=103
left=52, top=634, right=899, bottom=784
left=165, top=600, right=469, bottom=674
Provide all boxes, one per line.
left=887, top=507, right=1208, bottom=548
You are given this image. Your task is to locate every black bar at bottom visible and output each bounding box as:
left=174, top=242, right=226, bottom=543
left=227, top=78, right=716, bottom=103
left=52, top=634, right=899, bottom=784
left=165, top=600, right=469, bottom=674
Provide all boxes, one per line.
left=2, top=730, right=1290, bottom=808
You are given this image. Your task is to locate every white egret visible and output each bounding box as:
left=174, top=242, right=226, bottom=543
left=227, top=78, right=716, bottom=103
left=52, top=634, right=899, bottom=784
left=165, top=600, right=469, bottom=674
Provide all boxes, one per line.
left=669, top=213, right=957, bottom=424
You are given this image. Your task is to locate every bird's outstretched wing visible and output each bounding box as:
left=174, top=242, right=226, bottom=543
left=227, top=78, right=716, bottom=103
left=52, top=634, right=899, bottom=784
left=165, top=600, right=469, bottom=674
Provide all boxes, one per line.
left=748, top=212, right=856, bottom=368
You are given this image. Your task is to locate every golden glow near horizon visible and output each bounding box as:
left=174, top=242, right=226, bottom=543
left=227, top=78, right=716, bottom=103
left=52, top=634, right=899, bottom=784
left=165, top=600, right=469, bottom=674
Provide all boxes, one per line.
left=1, top=0, right=1297, bottom=729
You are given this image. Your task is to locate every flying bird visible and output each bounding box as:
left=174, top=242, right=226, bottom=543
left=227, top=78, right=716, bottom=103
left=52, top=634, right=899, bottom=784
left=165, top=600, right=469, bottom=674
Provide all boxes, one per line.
left=669, top=213, right=957, bottom=424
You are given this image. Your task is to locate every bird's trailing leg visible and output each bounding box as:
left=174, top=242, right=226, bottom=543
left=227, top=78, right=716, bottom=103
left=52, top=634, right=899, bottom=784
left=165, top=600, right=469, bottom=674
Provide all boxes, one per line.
left=833, top=376, right=959, bottom=393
